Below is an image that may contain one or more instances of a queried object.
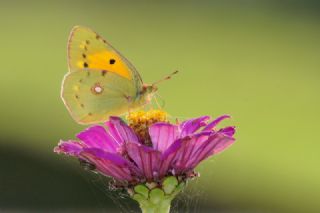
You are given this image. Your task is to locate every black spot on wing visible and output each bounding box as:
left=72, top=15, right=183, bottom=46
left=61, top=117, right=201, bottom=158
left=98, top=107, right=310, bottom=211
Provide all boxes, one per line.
left=95, top=34, right=106, bottom=43
left=109, top=59, right=115, bottom=64
left=101, top=70, right=107, bottom=76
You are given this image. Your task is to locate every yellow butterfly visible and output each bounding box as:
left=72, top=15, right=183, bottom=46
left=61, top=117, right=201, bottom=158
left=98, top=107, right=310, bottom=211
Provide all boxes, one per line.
left=61, top=26, right=176, bottom=125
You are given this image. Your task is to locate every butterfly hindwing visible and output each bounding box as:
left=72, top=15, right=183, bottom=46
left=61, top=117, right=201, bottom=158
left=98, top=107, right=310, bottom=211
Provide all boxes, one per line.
left=61, top=68, right=138, bottom=124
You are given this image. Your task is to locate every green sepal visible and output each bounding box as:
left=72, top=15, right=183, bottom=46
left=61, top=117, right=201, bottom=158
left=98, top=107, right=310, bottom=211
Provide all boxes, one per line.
left=134, top=184, right=149, bottom=199
left=162, top=176, right=178, bottom=195
left=130, top=176, right=187, bottom=213
left=149, top=188, right=165, bottom=204
left=132, top=193, right=150, bottom=208
left=171, top=182, right=185, bottom=197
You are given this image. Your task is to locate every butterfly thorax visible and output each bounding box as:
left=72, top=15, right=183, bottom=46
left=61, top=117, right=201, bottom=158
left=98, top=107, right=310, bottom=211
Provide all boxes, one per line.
left=137, top=84, right=157, bottom=104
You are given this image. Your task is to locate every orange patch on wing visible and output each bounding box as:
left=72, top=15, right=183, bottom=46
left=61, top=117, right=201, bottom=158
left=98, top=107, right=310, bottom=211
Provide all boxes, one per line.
left=85, top=51, right=131, bottom=80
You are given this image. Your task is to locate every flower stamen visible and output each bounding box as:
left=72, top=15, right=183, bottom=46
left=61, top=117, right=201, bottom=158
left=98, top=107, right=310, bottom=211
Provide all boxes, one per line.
left=127, top=110, right=168, bottom=146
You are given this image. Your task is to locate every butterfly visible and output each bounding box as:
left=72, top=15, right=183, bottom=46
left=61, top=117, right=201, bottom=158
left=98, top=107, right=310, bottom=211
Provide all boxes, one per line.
left=61, top=26, right=177, bottom=125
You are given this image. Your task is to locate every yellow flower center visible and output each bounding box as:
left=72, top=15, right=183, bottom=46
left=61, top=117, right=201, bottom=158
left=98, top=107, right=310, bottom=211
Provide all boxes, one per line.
left=127, top=110, right=168, bottom=146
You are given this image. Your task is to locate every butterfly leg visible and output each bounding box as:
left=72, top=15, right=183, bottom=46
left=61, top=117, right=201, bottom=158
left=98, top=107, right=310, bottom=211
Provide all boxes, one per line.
left=144, top=101, right=153, bottom=111
left=154, top=95, right=162, bottom=109
left=125, top=95, right=133, bottom=115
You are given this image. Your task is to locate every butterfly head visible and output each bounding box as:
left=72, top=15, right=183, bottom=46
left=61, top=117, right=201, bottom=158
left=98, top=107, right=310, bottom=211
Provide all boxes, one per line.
left=139, top=71, right=179, bottom=105
left=141, top=84, right=158, bottom=103
left=143, top=84, right=158, bottom=93
left=142, top=84, right=158, bottom=95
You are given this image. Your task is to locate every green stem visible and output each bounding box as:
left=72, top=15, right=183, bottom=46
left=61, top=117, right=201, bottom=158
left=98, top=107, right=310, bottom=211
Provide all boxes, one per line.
left=139, top=199, right=171, bottom=213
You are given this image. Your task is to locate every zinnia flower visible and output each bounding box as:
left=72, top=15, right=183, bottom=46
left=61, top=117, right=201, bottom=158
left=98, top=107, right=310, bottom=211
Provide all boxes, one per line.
left=54, top=110, right=235, bottom=212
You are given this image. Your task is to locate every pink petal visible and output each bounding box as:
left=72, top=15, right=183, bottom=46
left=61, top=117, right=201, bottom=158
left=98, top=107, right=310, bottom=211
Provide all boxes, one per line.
left=203, top=115, right=231, bottom=131
left=54, top=140, right=83, bottom=156
left=171, top=133, right=212, bottom=174
left=149, top=123, right=179, bottom=152
left=158, top=139, right=183, bottom=177
left=219, top=126, right=236, bottom=137
left=77, top=126, right=120, bottom=153
left=80, top=148, right=134, bottom=181
left=180, top=116, right=210, bottom=137
left=126, top=143, right=161, bottom=181
left=105, top=117, right=139, bottom=144
left=187, top=133, right=235, bottom=170
left=209, top=134, right=235, bottom=155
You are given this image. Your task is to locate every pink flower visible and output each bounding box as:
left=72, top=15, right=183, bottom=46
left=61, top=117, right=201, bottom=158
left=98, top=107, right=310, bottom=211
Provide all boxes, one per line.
left=54, top=113, right=235, bottom=186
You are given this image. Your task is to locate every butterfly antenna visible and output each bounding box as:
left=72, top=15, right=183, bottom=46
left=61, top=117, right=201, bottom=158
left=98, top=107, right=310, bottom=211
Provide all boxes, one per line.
left=152, top=70, right=179, bottom=86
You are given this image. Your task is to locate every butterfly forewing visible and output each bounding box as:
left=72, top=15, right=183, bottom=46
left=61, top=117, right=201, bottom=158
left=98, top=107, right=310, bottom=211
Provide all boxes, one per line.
left=68, top=26, right=142, bottom=91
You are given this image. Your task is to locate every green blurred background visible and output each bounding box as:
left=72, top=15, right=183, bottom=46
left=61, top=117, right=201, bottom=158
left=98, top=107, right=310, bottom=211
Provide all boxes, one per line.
left=1, top=0, right=319, bottom=212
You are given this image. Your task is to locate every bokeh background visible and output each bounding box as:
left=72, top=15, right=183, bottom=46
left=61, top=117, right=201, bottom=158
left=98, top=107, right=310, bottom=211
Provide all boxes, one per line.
left=1, top=0, right=319, bottom=212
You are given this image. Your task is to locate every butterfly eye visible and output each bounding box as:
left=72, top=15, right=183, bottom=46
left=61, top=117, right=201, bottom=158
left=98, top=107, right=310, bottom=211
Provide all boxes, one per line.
left=91, top=83, right=104, bottom=95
